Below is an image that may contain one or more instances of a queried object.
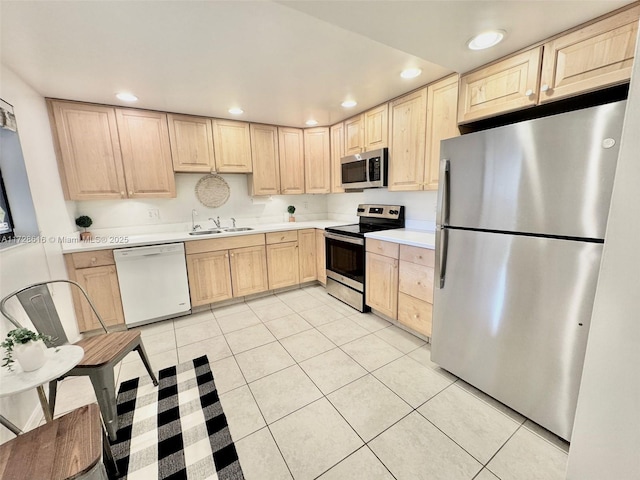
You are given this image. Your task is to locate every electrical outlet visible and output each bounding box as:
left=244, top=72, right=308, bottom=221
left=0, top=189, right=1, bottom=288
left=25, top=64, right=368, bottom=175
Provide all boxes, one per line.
left=147, top=208, right=160, bottom=220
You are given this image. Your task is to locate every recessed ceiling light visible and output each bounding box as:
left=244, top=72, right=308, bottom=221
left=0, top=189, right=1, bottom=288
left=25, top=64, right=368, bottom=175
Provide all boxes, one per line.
left=341, top=100, right=357, bottom=108
left=228, top=107, right=244, bottom=115
left=467, top=30, right=505, bottom=50
left=116, top=92, right=138, bottom=102
left=400, top=68, right=422, bottom=79
left=305, top=120, right=318, bottom=126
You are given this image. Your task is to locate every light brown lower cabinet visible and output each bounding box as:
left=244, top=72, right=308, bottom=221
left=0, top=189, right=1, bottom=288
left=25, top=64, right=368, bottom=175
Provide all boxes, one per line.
left=397, top=245, right=435, bottom=337
left=298, top=229, right=317, bottom=283
left=186, top=234, right=268, bottom=302
left=365, top=240, right=400, bottom=319
left=266, top=242, right=300, bottom=290
left=64, top=251, right=125, bottom=332
left=316, top=229, right=326, bottom=285
left=186, top=250, right=233, bottom=306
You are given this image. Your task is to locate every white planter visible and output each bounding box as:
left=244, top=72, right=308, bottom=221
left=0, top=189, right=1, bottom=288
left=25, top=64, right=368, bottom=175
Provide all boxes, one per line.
left=13, top=340, right=46, bottom=372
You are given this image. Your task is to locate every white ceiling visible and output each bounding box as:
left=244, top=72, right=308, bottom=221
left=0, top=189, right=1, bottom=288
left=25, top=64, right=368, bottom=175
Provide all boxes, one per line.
left=0, top=0, right=632, bottom=127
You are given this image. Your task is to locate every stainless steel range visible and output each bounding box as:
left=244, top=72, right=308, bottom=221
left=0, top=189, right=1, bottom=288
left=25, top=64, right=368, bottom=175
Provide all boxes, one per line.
left=325, top=204, right=405, bottom=311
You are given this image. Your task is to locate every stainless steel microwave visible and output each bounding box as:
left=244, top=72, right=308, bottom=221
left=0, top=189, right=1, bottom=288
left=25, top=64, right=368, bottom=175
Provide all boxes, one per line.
left=340, top=148, right=388, bottom=189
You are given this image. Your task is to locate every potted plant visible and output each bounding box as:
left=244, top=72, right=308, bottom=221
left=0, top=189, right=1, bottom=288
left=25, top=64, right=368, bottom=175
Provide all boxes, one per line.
left=287, top=205, right=296, bottom=222
left=1, top=328, right=53, bottom=372
left=75, top=215, right=93, bottom=240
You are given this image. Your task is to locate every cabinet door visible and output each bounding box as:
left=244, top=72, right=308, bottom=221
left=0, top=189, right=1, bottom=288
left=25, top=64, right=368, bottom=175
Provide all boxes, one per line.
left=115, top=109, right=176, bottom=198
left=398, top=292, right=432, bottom=337
left=315, top=229, right=326, bottom=285
left=74, top=265, right=125, bottom=332
left=48, top=100, right=127, bottom=200
left=304, top=127, right=331, bottom=194
left=330, top=123, right=345, bottom=193
left=458, top=48, right=542, bottom=124
left=539, top=5, right=639, bottom=103
left=344, top=114, right=364, bottom=155
left=298, top=229, right=317, bottom=283
left=388, top=87, right=428, bottom=192
left=230, top=245, right=268, bottom=296
left=266, top=242, right=300, bottom=290
left=186, top=251, right=233, bottom=306
left=364, top=104, right=389, bottom=151
left=365, top=252, right=398, bottom=319
left=278, top=127, right=305, bottom=194
left=250, top=123, right=281, bottom=195
left=425, top=75, right=460, bottom=190
left=212, top=119, right=253, bottom=173
left=167, top=114, right=215, bottom=173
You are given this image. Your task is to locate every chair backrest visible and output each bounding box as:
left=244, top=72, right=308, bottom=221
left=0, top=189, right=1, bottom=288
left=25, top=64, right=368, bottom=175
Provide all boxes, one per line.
left=1, top=279, right=109, bottom=346
left=15, top=284, right=69, bottom=347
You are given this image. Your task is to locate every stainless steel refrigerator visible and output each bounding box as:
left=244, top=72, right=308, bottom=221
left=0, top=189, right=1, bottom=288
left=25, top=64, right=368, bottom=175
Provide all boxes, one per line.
left=432, top=100, right=626, bottom=441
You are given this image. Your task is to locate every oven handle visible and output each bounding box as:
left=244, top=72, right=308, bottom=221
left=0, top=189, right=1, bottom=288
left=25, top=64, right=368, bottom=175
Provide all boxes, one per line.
left=324, top=232, right=365, bottom=246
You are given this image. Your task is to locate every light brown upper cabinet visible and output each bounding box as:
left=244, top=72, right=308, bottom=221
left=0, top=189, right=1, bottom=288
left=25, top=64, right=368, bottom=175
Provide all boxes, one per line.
left=278, top=127, right=305, bottom=194
left=211, top=119, right=252, bottom=173
left=167, top=114, right=215, bottom=173
left=330, top=123, right=345, bottom=193
left=249, top=123, right=281, bottom=195
left=539, top=4, right=640, bottom=103
left=48, top=100, right=127, bottom=200
left=425, top=74, right=460, bottom=190
left=344, top=114, right=364, bottom=155
left=115, top=108, right=176, bottom=198
left=388, top=87, right=428, bottom=191
left=364, top=104, right=389, bottom=150
left=304, top=127, right=331, bottom=194
left=458, top=48, right=542, bottom=124
left=49, top=101, right=177, bottom=200
left=458, top=4, right=639, bottom=123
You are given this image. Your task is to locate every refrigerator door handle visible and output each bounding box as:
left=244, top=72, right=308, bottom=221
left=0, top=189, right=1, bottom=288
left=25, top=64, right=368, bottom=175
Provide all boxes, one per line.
left=436, top=227, right=449, bottom=288
left=437, top=159, right=450, bottom=227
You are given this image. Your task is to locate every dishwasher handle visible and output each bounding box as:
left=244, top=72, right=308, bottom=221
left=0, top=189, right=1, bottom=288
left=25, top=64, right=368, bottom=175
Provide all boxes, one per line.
left=114, top=243, right=185, bottom=260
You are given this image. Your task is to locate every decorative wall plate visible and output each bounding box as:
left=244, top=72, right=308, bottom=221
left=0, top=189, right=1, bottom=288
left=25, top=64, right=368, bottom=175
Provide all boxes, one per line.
left=195, top=174, right=230, bottom=208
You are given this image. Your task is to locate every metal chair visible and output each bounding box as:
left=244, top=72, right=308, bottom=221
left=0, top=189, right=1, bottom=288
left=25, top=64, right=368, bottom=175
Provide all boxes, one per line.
left=0, top=279, right=159, bottom=441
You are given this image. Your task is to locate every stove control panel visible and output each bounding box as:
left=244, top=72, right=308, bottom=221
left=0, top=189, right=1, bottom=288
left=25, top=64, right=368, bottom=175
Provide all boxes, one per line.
left=357, top=204, right=404, bottom=220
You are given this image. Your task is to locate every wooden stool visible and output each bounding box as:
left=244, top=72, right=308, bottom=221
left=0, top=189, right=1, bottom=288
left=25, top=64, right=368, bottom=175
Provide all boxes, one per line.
left=0, top=403, right=109, bottom=479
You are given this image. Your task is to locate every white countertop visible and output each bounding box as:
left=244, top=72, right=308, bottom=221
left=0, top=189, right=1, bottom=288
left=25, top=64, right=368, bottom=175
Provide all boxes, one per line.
left=61, top=220, right=350, bottom=253
left=365, top=228, right=436, bottom=249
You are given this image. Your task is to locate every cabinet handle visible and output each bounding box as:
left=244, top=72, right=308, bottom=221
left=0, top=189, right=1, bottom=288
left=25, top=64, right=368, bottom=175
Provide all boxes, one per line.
left=128, top=191, right=133, bottom=195
left=541, top=84, right=550, bottom=92
left=91, top=257, right=97, bottom=263
left=225, top=254, right=229, bottom=258
left=120, top=191, right=125, bottom=197
left=230, top=253, right=234, bottom=257
left=525, top=89, right=533, bottom=96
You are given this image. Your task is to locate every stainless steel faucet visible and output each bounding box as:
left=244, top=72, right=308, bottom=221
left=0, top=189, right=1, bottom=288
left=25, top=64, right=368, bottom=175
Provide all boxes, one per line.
left=231, top=218, right=236, bottom=227
left=209, top=216, right=221, bottom=228
left=191, top=209, right=201, bottom=231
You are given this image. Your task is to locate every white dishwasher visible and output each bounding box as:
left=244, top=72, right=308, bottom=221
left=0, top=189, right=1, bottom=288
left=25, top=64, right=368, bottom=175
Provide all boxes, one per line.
left=114, top=243, right=191, bottom=327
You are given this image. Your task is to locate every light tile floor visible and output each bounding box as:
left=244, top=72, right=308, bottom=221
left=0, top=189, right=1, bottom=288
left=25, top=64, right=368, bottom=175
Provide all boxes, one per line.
left=51, top=285, right=569, bottom=480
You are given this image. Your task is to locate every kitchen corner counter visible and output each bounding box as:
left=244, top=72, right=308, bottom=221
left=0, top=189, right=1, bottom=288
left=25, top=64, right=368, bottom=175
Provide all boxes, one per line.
left=60, top=220, right=349, bottom=253
left=365, top=228, right=436, bottom=249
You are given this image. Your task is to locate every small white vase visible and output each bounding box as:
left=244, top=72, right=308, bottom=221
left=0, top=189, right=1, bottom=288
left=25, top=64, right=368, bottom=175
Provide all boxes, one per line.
left=13, top=340, right=46, bottom=372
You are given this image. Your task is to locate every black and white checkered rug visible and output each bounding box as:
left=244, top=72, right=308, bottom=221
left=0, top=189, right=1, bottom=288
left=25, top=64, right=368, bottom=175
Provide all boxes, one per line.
left=110, top=355, right=244, bottom=479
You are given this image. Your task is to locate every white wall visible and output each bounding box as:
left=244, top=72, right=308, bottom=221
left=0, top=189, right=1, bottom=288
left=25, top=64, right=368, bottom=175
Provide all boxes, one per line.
left=327, top=189, right=438, bottom=229
left=73, top=174, right=329, bottom=235
left=566, top=29, right=640, bottom=479
left=0, top=65, right=79, bottom=442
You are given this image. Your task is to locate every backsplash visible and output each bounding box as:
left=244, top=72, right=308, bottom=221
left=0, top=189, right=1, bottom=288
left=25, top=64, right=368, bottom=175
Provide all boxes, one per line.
left=70, top=174, right=439, bottom=236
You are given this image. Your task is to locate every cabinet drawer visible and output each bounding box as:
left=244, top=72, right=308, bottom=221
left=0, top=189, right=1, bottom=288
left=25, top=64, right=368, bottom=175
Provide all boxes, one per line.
left=266, top=230, right=298, bottom=244
left=69, top=250, right=115, bottom=269
left=399, top=245, right=435, bottom=267
left=399, top=260, right=434, bottom=303
left=366, top=239, right=399, bottom=258
left=398, top=292, right=432, bottom=337
left=185, top=234, right=265, bottom=254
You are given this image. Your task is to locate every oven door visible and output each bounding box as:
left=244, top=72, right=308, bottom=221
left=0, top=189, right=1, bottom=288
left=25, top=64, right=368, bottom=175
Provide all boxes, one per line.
left=341, top=157, right=369, bottom=189
left=325, top=232, right=365, bottom=291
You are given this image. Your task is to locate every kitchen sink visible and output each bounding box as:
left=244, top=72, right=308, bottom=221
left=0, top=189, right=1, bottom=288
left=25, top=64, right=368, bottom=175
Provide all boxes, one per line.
left=188, top=229, right=223, bottom=236
left=224, top=227, right=254, bottom=232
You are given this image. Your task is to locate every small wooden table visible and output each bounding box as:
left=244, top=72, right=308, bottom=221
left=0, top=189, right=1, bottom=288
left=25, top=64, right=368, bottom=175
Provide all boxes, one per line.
left=0, top=345, right=84, bottom=429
